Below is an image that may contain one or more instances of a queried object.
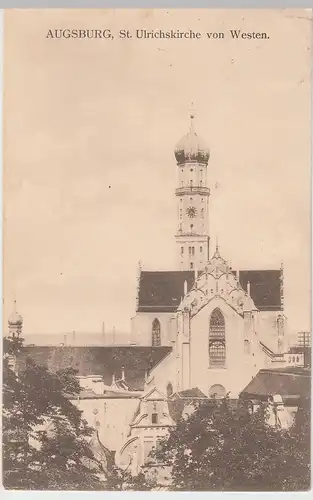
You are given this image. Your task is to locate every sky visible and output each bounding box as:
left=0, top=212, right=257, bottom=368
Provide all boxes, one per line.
left=3, top=9, right=312, bottom=339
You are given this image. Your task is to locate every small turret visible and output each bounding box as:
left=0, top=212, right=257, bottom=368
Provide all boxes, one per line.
left=8, top=300, right=23, bottom=338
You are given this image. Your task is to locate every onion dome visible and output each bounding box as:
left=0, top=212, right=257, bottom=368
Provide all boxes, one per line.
left=174, top=115, right=210, bottom=165
left=8, top=301, right=23, bottom=326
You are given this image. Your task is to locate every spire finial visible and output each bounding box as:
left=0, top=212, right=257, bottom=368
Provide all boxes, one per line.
left=213, top=235, right=220, bottom=258
left=189, top=113, right=195, bottom=133
left=189, top=101, right=196, bottom=130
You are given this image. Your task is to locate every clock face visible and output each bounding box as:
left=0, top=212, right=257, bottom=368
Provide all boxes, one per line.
left=186, top=206, right=197, bottom=218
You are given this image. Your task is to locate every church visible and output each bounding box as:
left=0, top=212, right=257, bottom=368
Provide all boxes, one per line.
left=9, top=115, right=292, bottom=474
left=130, top=114, right=286, bottom=398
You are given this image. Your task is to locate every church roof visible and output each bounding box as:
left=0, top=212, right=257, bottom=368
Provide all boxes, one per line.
left=238, top=270, right=281, bottom=311
left=240, top=367, right=311, bottom=401
left=137, top=269, right=282, bottom=313
left=16, top=346, right=171, bottom=391
left=137, top=270, right=195, bottom=312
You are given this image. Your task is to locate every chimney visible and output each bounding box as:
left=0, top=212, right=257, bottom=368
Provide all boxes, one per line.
left=121, top=366, right=125, bottom=381
left=184, top=280, right=188, bottom=296
left=111, top=373, right=116, bottom=386
left=247, top=281, right=251, bottom=296
left=72, top=330, right=76, bottom=345
left=113, top=326, right=116, bottom=344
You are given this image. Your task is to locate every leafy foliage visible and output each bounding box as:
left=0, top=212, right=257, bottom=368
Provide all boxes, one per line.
left=3, top=336, right=105, bottom=490
left=152, top=398, right=310, bottom=491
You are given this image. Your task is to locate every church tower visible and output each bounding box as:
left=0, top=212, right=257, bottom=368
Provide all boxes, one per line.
left=8, top=300, right=23, bottom=338
left=174, top=115, right=210, bottom=270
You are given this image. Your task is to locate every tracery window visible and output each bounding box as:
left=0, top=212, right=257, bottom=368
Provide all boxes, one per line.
left=152, top=318, right=161, bottom=347
left=209, top=308, right=226, bottom=367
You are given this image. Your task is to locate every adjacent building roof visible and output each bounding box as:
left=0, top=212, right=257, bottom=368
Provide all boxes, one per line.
left=172, top=388, right=208, bottom=399
left=16, top=346, right=171, bottom=391
left=137, top=269, right=282, bottom=313
left=240, top=367, right=311, bottom=401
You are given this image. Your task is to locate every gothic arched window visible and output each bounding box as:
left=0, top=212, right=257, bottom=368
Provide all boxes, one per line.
left=152, top=318, right=161, bottom=347
left=209, top=308, right=226, bottom=367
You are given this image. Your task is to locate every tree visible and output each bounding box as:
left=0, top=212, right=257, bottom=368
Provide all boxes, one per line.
left=152, top=398, right=310, bottom=491
left=3, top=335, right=105, bottom=490
left=105, top=468, right=159, bottom=491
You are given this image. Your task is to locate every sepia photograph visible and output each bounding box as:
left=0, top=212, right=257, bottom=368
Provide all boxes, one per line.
left=2, top=8, right=312, bottom=491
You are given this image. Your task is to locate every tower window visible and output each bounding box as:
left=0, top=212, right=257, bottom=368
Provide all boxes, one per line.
left=190, top=168, right=193, bottom=172
left=192, top=246, right=195, bottom=256
left=190, top=180, right=193, bottom=188
left=200, top=180, right=203, bottom=186
left=201, top=198, right=204, bottom=202
left=152, top=319, right=161, bottom=347
left=201, top=208, right=204, bottom=218
left=190, top=224, right=194, bottom=231
left=152, top=413, right=158, bottom=424
left=200, top=246, right=203, bottom=253
left=244, top=340, right=250, bottom=354
left=180, top=209, right=182, bottom=219
left=181, top=246, right=184, bottom=256
left=180, top=198, right=182, bottom=203
left=209, top=308, right=226, bottom=368
left=190, top=262, right=194, bottom=269
left=189, top=246, right=192, bottom=255
left=190, top=197, right=193, bottom=202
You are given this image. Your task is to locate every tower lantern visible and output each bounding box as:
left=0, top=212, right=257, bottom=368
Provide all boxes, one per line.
left=174, top=115, right=210, bottom=270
